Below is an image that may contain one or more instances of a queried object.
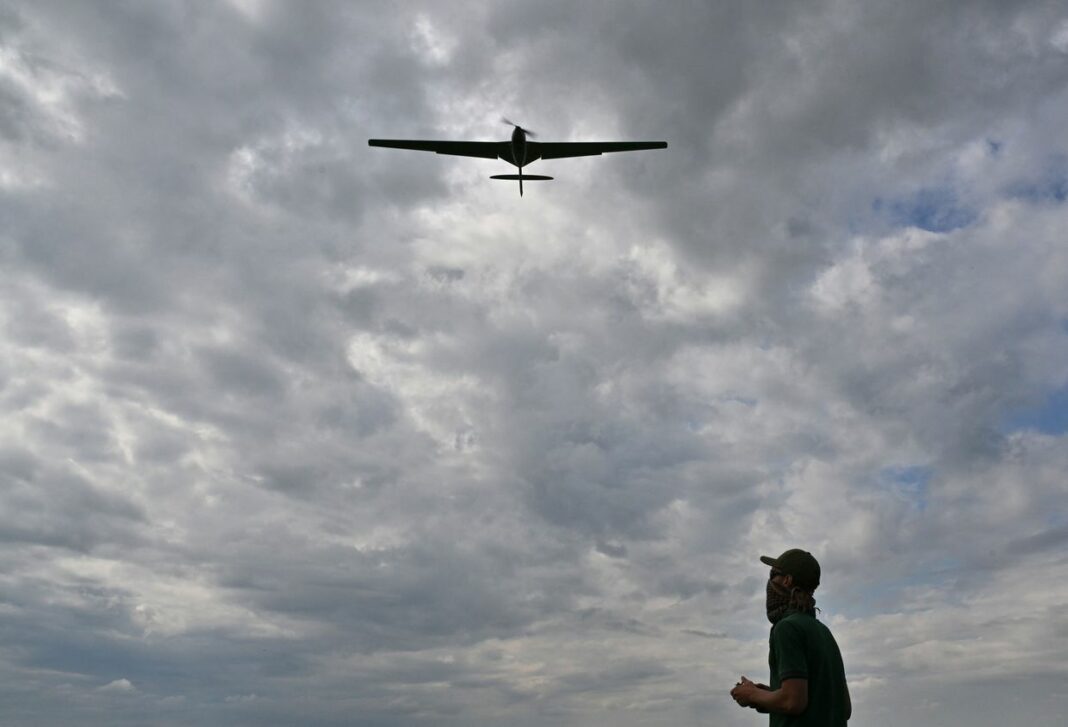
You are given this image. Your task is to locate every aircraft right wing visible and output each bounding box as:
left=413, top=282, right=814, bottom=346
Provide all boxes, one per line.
left=537, top=141, right=668, bottom=160
left=368, top=139, right=501, bottom=159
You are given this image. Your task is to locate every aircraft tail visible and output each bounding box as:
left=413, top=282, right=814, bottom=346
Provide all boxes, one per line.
left=490, top=174, right=553, bottom=197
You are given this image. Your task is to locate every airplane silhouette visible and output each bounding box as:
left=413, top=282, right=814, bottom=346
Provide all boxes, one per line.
left=369, top=120, right=667, bottom=196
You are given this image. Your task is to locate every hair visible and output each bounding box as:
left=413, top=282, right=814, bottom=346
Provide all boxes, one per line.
left=788, top=585, right=819, bottom=615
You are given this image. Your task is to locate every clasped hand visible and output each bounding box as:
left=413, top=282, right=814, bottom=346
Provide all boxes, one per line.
left=730, top=676, right=766, bottom=708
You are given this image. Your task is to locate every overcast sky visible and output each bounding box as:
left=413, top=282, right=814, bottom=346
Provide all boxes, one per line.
left=2, top=1, right=1068, bottom=725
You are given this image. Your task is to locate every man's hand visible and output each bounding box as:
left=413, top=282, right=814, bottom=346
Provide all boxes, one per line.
left=732, top=675, right=807, bottom=716
left=730, top=676, right=767, bottom=709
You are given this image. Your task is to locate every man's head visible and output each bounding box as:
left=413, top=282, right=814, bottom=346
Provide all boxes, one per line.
left=760, top=549, right=820, bottom=593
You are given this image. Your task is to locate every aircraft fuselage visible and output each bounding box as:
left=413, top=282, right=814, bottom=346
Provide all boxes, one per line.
left=500, top=126, right=545, bottom=168
left=510, top=125, right=529, bottom=167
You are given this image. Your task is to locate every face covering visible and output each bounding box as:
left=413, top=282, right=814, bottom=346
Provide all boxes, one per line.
left=766, top=578, right=793, bottom=624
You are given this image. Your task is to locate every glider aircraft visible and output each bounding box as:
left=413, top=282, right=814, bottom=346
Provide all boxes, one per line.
left=369, top=119, right=667, bottom=196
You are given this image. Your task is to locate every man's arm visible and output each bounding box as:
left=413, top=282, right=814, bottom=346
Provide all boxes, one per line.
left=752, top=682, right=771, bottom=714
left=733, top=677, right=808, bottom=716
left=844, top=681, right=852, bottom=721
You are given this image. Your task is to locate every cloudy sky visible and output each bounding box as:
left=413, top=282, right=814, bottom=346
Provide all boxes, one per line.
left=2, top=1, right=1068, bottom=724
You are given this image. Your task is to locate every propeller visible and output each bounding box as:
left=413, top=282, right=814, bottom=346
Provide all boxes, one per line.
left=501, top=117, right=537, bottom=138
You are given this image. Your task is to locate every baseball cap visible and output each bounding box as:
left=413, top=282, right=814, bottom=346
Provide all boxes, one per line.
left=760, top=549, right=820, bottom=592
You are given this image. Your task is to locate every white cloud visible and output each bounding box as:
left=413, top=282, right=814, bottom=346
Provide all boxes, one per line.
left=98, top=678, right=134, bottom=692
left=2, top=1, right=1067, bottom=725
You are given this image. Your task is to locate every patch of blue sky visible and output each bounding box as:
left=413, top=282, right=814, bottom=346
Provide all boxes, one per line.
left=1007, top=177, right=1068, bottom=203
left=877, top=465, right=932, bottom=511
left=1047, top=511, right=1068, bottom=529
left=1006, top=154, right=1068, bottom=204
left=872, top=187, right=977, bottom=233
left=1000, top=385, right=1068, bottom=436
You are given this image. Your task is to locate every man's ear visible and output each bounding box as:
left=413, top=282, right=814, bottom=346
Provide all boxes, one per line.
left=782, top=575, right=794, bottom=589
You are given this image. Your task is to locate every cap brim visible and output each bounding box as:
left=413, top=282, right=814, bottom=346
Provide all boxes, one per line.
left=759, top=555, right=778, bottom=567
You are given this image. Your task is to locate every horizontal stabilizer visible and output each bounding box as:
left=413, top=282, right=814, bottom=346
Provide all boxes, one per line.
left=490, top=174, right=553, bottom=181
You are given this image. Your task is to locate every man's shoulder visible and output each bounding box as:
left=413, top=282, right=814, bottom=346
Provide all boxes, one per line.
left=773, top=612, right=833, bottom=639
left=777, top=612, right=819, bottom=629
left=770, top=613, right=807, bottom=642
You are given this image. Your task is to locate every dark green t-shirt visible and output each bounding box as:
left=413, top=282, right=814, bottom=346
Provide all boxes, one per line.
left=768, top=612, right=849, bottom=727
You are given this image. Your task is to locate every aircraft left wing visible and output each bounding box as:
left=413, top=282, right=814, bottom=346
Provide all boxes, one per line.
left=368, top=139, right=500, bottom=159
left=537, top=141, right=667, bottom=160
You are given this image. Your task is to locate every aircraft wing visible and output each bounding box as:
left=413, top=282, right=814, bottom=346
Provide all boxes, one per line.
left=537, top=141, right=667, bottom=160
left=368, top=139, right=500, bottom=159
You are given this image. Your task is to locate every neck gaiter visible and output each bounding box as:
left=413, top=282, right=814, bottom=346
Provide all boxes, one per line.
left=766, top=579, right=793, bottom=624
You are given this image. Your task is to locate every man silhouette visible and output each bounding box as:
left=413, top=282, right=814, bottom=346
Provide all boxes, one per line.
left=730, top=549, right=851, bottom=725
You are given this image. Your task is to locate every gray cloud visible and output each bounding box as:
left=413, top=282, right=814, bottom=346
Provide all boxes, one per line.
left=2, top=1, right=1068, bottom=725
